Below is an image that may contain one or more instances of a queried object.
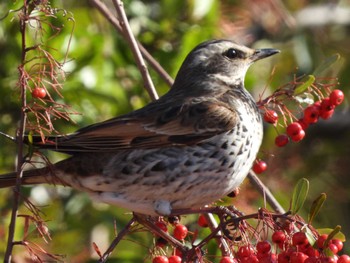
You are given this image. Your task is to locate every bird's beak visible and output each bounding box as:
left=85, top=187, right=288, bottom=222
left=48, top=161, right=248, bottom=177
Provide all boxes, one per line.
left=250, top=48, right=280, bottom=62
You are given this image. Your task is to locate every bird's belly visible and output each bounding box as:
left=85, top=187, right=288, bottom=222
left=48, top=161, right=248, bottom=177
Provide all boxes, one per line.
left=81, top=125, right=262, bottom=215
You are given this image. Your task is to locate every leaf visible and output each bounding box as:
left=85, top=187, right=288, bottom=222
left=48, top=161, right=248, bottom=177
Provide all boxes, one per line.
left=323, top=247, right=334, bottom=257
left=308, top=193, right=327, bottom=224
left=294, top=75, right=315, bottom=95
left=27, top=131, right=34, bottom=144
left=291, top=178, right=309, bottom=215
left=304, top=226, right=316, bottom=246
left=326, top=225, right=342, bottom=245
left=313, top=53, right=341, bottom=76
left=27, top=131, right=34, bottom=158
left=317, top=226, right=346, bottom=242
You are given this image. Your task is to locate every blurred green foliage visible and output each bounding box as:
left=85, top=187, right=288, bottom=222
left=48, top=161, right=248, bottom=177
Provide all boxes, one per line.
left=0, top=0, right=349, bottom=261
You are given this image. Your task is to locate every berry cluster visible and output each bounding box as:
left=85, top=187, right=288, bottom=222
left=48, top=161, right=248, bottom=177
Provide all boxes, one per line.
left=153, top=255, right=182, bottom=263
left=152, top=220, right=189, bottom=263
left=274, top=231, right=348, bottom=263
left=269, top=89, right=344, bottom=147
left=254, top=89, right=345, bottom=174
left=216, top=231, right=348, bottom=263
left=150, top=207, right=349, bottom=263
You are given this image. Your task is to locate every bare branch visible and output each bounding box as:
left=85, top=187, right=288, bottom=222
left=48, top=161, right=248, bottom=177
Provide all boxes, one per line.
left=248, top=171, right=286, bottom=214
left=90, top=0, right=174, bottom=91
left=112, top=0, right=158, bottom=100
left=4, top=5, right=28, bottom=261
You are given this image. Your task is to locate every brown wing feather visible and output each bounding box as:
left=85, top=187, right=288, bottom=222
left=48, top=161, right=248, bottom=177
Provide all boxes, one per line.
left=31, top=99, right=237, bottom=153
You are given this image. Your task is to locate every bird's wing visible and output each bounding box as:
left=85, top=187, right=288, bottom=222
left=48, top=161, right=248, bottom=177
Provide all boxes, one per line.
left=29, top=98, right=237, bottom=153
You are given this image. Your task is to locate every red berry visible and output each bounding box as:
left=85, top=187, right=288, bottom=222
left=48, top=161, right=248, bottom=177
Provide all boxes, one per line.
left=330, top=89, right=344, bottom=106
left=237, top=245, right=254, bottom=259
left=264, top=110, right=279, bottom=124
left=197, top=214, right=208, bottom=228
left=219, top=256, right=237, bottom=263
left=275, top=134, right=289, bottom=147
left=32, top=87, right=47, bottom=99
left=240, top=255, right=258, bottom=263
left=174, top=248, right=182, bottom=257
left=338, top=255, right=350, bottom=263
left=258, top=253, right=277, bottom=263
left=278, top=251, right=290, bottom=263
left=292, top=232, right=308, bottom=246
left=320, top=108, right=334, bottom=119
left=156, top=237, right=167, bottom=248
left=287, top=122, right=303, bottom=135
left=168, top=255, right=182, bottom=263
left=155, top=221, right=168, bottom=232
left=303, top=105, right=320, bottom=124
left=173, top=224, right=188, bottom=240
left=290, top=252, right=308, bottom=263
left=330, top=239, right=343, bottom=252
left=272, top=230, right=286, bottom=244
left=287, top=122, right=305, bottom=142
left=298, top=118, right=309, bottom=130
left=291, top=129, right=305, bottom=142
left=252, top=160, right=267, bottom=174
left=317, top=234, right=328, bottom=249
left=320, top=256, right=338, bottom=263
left=256, top=241, right=271, bottom=254
left=321, top=98, right=335, bottom=111
left=328, top=243, right=339, bottom=254
left=304, top=246, right=319, bottom=257
left=153, top=256, right=169, bottom=263
left=305, top=257, right=318, bottom=263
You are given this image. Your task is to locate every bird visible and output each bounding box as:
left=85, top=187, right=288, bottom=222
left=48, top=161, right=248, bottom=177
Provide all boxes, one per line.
left=0, top=40, right=279, bottom=216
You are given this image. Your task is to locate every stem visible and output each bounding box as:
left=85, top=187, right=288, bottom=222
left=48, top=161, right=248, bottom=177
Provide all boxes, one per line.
left=248, top=171, right=286, bottom=214
left=112, top=0, right=158, bottom=101
left=99, top=217, right=136, bottom=263
left=4, top=4, right=28, bottom=262
left=89, top=0, right=174, bottom=89
left=202, top=213, right=232, bottom=257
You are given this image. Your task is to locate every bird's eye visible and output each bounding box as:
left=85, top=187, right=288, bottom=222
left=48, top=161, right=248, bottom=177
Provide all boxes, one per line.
left=225, top=48, right=238, bottom=59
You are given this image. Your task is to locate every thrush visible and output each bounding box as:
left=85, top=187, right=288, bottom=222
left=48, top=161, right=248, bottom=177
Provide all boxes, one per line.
left=0, top=40, right=279, bottom=216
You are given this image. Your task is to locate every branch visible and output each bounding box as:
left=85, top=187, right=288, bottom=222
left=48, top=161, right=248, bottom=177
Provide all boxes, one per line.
left=112, top=0, right=158, bottom=100
left=247, top=170, right=286, bottom=214
left=98, top=217, right=136, bottom=262
left=4, top=4, right=28, bottom=262
left=90, top=0, right=174, bottom=92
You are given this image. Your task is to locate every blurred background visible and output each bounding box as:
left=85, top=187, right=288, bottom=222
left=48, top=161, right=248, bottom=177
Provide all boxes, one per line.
left=0, top=0, right=349, bottom=261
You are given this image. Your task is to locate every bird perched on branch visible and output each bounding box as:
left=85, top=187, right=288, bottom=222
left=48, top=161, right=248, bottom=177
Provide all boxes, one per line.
left=0, top=40, right=279, bottom=216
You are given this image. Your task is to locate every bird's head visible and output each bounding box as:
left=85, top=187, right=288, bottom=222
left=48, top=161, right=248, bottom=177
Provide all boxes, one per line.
left=172, top=40, right=279, bottom=92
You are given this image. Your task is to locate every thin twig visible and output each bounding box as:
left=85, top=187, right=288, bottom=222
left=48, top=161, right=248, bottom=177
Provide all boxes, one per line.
left=247, top=170, right=286, bottom=214
left=112, top=0, right=158, bottom=100
left=99, top=217, right=136, bottom=263
left=89, top=0, right=174, bottom=88
left=4, top=5, right=28, bottom=262
left=133, top=214, right=185, bottom=250
left=203, top=213, right=232, bottom=257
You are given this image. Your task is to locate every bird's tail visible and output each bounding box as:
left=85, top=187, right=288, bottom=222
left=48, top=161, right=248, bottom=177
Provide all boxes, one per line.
left=0, top=167, right=62, bottom=188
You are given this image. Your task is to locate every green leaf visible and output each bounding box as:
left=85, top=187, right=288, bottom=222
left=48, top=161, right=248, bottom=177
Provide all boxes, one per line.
left=326, top=225, right=342, bottom=245
left=304, top=226, right=316, bottom=246
left=317, top=226, right=346, bottom=242
left=294, top=75, right=315, bottom=95
left=291, top=178, right=309, bottom=215
left=323, top=247, right=334, bottom=257
left=313, top=53, right=341, bottom=76
left=308, top=193, right=327, bottom=224
left=27, top=131, right=34, bottom=158
left=27, top=131, right=33, bottom=144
